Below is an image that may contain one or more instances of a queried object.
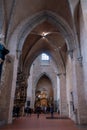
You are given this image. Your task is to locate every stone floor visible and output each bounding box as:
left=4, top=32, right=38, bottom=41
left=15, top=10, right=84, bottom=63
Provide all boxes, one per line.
left=0, top=113, right=87, bottom=130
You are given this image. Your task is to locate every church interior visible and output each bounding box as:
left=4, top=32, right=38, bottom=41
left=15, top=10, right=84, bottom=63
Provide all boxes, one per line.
left=0, top=0, right=87, bottom=128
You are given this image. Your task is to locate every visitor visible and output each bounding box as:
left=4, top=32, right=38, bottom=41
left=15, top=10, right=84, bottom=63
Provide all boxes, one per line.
left=50, top=104, right=54, bottom=118
left=36, top=105, right=41, bottom=118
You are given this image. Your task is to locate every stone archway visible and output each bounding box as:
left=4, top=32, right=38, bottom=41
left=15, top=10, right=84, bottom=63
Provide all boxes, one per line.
left=6, top=12, right=75, bottom=121
left=16, top=11, right=74, bottom=57
left=5, top=3, right=87, bottom=125
left=35, top=74, right=53, bottom=113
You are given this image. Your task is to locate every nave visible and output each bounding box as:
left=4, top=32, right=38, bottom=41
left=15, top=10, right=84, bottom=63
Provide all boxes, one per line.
left=0, top=0, right=87, bottom=127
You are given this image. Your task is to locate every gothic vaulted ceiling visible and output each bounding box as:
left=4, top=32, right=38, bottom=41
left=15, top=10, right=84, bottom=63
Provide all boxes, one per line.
left=2, top=0, right=79, bottom=74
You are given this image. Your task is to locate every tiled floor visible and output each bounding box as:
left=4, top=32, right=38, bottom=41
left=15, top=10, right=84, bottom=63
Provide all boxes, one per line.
left=0, top=113, right=87, bottom=130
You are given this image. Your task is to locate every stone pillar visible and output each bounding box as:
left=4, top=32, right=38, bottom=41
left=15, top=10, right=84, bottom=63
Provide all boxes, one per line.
left=74, top=59, right=87, bottom=125
left=59, top=74, right=68, bottom=116
left=8, top=56, right=18, bottom=123
left=27, top=73, right=33, bottom=108
left=32, top=87, right=35, bottom=109
left=71, top=0, right=87, bottom=124
left=0, top=55, right=15, bottom=125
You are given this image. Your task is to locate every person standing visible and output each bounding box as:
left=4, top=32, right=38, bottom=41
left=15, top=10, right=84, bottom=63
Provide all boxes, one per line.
left=16, top=105, right=20, bottom=117
left=36, top=105, right=41, bottom=118
left=50, top=104, right=54, bottom=118
left=28, top=107, right=32, bottom=116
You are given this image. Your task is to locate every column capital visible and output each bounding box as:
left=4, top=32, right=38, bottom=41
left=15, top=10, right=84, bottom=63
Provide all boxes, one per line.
left=68, top=49, right=73, bottom=59
left=57, top=73, right=66, bottom=78
left=77, top=56, right=83, bottom=66
left=57, top=73, right=62, bottom=78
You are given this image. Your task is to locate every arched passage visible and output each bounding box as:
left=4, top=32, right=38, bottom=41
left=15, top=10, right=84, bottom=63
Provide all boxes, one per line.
left=7, top=11, right=74, bottom=125
left=35, top=74, right=53, bottom=112
left=26, top=53, right=59, bottom=110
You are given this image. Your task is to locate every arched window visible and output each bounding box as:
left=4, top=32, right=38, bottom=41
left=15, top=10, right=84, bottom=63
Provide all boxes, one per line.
left=41, top=53, right=49, bottom=61
left=41, top=53, right=50, bottom=65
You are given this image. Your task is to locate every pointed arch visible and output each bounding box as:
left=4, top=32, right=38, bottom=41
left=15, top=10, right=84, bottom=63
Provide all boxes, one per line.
left=34, top=72, right=54, bottom=90
left=17, top=11, right=74, bottom=56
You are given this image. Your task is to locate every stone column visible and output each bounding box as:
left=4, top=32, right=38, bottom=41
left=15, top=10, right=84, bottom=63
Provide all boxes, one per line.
left=59, top=74, right=68, bottom=116
left=8, top=56, right=18, bottom=123
left=32, top=87, right=35, bottom=109
left=0, top=55, right=15, bottom=125
left=74, top=59, right=87, bottom=125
